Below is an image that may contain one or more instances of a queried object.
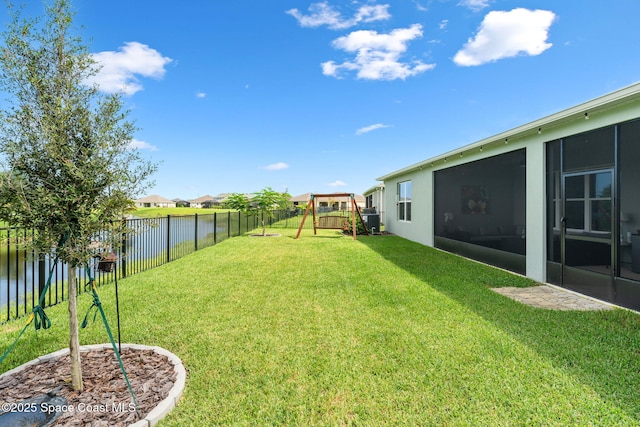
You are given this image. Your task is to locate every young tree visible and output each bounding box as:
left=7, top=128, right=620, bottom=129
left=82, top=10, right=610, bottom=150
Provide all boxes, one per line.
left=0, top=0, right=156, bottom=391
left=225, top=187, right=291, bottom=236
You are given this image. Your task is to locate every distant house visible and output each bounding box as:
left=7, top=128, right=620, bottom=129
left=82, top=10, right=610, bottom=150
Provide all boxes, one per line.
left=189, top=195, right=215, bottom=208
left=135, top=195, right=176, bottom=208
left=213, top=193, right=231, bottom=205
left=290, top=192, right=365, bottom=211
left=173, top=199, right=191, bottom=207
left=201, top=200, right=218, bottom=208
left=343, top=193, right=366, bottom=210
left=290, top=193, right=311, bottom=206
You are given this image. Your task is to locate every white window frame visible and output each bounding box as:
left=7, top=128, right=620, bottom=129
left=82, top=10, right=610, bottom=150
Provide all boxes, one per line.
left=398, top=181, right=412, bottom=222
left=564, top=171, right=612, bottom=235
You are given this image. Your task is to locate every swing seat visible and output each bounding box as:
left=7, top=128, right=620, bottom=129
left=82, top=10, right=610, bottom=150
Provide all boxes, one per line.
left=317, top=216, right=350, bottom=230
left=295, top=193, right=368, bottom=240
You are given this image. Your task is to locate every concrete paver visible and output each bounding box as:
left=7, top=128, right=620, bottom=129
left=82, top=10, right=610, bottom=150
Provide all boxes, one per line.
left=491, top=285, right=613, bottom=311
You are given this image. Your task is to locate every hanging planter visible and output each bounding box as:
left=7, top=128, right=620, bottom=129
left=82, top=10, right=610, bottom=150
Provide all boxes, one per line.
left=97, top=252, right=118, bottom=273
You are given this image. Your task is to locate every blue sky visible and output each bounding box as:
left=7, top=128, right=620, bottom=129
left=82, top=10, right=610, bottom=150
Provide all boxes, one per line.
left=7, top=0, right=640, bottom=199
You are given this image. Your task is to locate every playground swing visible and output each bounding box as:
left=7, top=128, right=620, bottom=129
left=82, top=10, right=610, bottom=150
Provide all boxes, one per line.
left=295, top=193, right=369, bottom=240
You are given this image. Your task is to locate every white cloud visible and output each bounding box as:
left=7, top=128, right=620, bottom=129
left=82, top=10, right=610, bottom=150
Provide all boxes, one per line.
left=439, top=20, right=448, bottom=30
left=413, top=1, right=429, bottom=12
left=328, top=180, right=347, bottom=187
left=453, top=8, right=556, bottom=66
left=356, top=123, right=390, bottom=135
left=322, top=24, right=435, bottom=80
left=128, top=138, right=158, bottom=151
left=195, top=92, right=206, bottom=98
left=458, top=0, right=491, bottom=12
left=286, top=2, right=390, bottom=30
left=263, top=162, right=289, bottom=171
left=89, top=42, right=173, bottom=95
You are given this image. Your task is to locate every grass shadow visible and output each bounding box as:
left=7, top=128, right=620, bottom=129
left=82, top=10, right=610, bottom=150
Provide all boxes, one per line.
left=357, top=234, right=640, bottom=421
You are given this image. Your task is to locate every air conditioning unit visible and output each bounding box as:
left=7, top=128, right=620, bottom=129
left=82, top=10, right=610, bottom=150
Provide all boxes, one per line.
left=362, top=213, right=380, bottom=233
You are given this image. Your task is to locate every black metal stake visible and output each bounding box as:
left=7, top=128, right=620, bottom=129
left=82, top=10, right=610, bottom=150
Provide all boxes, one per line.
left=115, top=270, right=122, bottom=353
left=98, top=253, right=122, bottom=353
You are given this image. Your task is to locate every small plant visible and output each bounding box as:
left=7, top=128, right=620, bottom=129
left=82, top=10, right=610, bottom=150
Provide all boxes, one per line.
left=346, top=214, right=367, bottom=235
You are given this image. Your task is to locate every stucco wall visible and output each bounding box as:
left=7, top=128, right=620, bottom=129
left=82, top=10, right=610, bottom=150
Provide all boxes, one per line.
left=383, top=170, right=433, bottom=246
left=378, top=85, right=640, bottom=285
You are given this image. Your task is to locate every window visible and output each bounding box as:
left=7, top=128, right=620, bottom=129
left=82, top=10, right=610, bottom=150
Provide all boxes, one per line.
left=366, top=194, right=373, bottom=209
left=434, top=149, right=526, bottom=257
left=619, top=119, right=640, bottom=280
left=563, top=127, right=614, bottom=172
left=398, top=181, right=412, bottom=221
left=565, top=172, right=612, bottom=234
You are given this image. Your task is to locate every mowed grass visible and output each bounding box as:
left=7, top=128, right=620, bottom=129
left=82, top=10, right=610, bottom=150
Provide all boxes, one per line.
left=2, top=229, right=640, bottom=425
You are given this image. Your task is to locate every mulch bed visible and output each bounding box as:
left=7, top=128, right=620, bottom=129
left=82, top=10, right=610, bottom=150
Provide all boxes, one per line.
left=0, top=348, right=177, bottom=426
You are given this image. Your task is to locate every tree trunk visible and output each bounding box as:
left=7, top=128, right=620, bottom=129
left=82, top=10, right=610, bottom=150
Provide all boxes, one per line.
left=68, top=266, right=83, bottom=391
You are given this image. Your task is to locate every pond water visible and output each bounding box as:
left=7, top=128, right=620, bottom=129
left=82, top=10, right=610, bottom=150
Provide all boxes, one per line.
left=0, top=214, right=229, bottom=314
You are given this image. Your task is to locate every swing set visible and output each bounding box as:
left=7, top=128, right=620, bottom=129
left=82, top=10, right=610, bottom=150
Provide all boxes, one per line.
left=295, top=193, right=369, bottom=240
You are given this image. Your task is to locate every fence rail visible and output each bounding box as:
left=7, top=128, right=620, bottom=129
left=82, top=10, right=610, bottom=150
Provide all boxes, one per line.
left=1, top=209, right=308, bottom=324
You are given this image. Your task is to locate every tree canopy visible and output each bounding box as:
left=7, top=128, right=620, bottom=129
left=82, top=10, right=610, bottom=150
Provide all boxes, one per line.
left=225, top=187, right=291, bottom=235
left=0, top=0, right=156, bottom=266
left=0, top=0, right=157, bottom=392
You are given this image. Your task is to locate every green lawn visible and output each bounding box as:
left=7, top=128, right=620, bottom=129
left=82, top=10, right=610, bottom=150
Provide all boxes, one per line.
left=2, top=229, right=640, bottom=425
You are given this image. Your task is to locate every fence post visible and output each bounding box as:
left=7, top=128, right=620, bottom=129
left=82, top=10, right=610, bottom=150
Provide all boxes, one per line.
left=38, top=252, right=46, bottom=304
left=121, top=218, right=127, bottom=279
left=214, top=212, right=217, bottom=244
left=194, top=213, right=199, bottom=251
left=227, top=212, right=231, bottom=239
left=6, top=228, right=10, bottom=321
left=166, top=215, right=171, bottom=264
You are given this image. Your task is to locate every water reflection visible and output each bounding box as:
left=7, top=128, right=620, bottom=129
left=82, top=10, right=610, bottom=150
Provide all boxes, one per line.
left=1, top=214, right=225, bottom=312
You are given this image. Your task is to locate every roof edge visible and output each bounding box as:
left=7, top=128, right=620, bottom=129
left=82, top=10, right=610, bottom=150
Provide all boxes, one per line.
left=377, top=81, right=640, bottom=181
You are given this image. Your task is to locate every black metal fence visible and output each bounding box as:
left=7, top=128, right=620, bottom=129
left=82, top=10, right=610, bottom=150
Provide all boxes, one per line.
left=0, top=209, right=307, bottom=324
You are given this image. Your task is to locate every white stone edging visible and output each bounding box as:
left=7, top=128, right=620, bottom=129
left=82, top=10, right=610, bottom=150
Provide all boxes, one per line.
left=0, top=343, right=185, bottom=427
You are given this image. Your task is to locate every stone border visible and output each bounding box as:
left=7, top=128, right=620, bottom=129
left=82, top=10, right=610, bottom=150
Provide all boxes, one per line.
left=0, top=343, right=186, bottom=427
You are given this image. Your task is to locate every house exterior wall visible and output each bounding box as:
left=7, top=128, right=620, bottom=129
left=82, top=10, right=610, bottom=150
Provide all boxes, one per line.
left=383, top=170, right=433, bottom=246
left=378, top=83, right=640, bottom=308
left=134, top=200, right=176, bottom=208
left=526, top=141, right=545, bottom=282
left=363, top=186, right=386, bottom=224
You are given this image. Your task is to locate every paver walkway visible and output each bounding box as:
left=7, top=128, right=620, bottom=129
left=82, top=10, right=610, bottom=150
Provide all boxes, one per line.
left=492, top=285, right=613, bottom=311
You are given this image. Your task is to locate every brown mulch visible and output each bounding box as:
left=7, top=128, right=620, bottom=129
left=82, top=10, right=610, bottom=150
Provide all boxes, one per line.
left=0, top=348, right=177, bottom=426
